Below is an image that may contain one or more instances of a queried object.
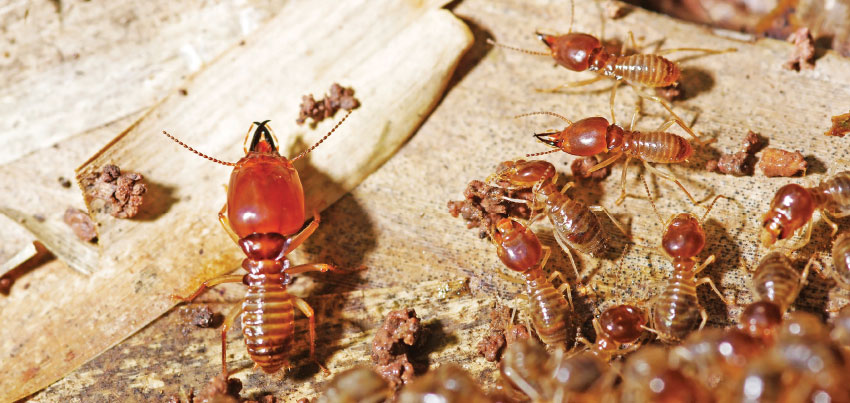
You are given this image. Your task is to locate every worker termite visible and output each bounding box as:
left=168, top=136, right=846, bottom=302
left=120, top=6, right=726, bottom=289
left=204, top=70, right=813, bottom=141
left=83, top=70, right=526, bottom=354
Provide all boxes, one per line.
left=518, top=106, right=708, bottom=206
left=164, top=112, right=352, bottom=375
left=578, top=304, right=647, bottom=360
left=828, top=231, right=850, bottom=289
left=489, top=217, right=578, bottom=349
left=315, top=366, right=390, bottom=403
left=500, top=338, right=615, bottom=403
left=669, top=327, right=763, bottom=391
left=642, top=177, right=730, bottom=343
left=618, top=345, right=713, bottom=403
left=760, top=171, right=850, bottom=249
left=397, top=364, right=494, bottom=403
left=488, top=159, right=630, bottom=277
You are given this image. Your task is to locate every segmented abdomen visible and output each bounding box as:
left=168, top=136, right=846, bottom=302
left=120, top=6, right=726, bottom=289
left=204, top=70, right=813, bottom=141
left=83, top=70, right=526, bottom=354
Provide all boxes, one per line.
left=525, top=272, right=575, bottom=348
left=242, top=275, right=294, bottom=373
left=651, top=272, right=700, bottom=342
left=546, top=193, right=606, bottom=256
left=833, top=232, right=850, bottom=287
left=819, top=171, right=850, bottom=215
left=605, top=54, right=680, bottom=87
left=752, top=251, right=801, bottom=312
left=626, top=131, right=692, bottom=163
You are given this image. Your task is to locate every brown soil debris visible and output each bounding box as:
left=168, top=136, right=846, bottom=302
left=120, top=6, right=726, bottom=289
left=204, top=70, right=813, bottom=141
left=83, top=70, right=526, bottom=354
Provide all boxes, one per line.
left=706, top=130, right=764, bottom=176
left=757, top=148, right=807, bottom=177
left=476, top=304, right=529, bottom=362
left=571, top=156, right=611, bottom=180
left=371, top=308, right=425, bottom=390
left=195, top=373, right=242, bottom=403
left=63, top=207, right=98, bottom=242
left=57, top=176, right=72, bottom=188
left=80, top=164, right=147, bottom=218
left=296, top=83, right=360, bottom=126
left=784, top=27, right=816, bottom=71
left=605, top=0, right=629, bottom=19
left=826, top=111, right=850, bottom=137
left=447, top=161, right=534, bottom=239
left=186, top=306, right=215, bottom=328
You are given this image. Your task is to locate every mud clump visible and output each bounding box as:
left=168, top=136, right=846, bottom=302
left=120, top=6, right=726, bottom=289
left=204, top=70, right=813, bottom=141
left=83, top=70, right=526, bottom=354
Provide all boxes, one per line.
left=80, top=164, right=147, bottom=218
left=296, top=83, right=360, bottom=126
left=371, top=308, right=426, bottom=390
left=63, top=207, right=98, bottom=242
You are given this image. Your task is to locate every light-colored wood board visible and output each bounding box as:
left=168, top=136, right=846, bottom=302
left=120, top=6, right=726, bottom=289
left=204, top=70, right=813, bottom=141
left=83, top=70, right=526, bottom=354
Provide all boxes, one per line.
left=0, top=0, right=288, bottom=164
left=21, top=0, right=850, bottom=401
left=1, top=0, right=472, bottom=401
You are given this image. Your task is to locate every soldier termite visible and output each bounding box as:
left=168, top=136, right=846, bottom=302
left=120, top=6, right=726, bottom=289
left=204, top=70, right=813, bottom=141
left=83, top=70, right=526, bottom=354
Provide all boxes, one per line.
left=760, top=171, right=850, bottom=249
left=164, top=112, right=352, bottom=375
left=518, top=107, right=709, bottom=206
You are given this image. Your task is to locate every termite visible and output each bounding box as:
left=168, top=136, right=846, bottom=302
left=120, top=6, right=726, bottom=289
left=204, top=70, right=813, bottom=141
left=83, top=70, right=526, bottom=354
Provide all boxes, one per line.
left=500, top=338, right=614, bottom=403
left=518, top=107, right=708, bottom=206
left=488, top=159, right=629, bottom=277
left=826, top=231, right=850, bottom=289
left=487, top=0, right=734, bottom=114
left=760, top=171, right=850, bottom=249
left=164, top=112, right=351, bottom=375
left=578, top=303, right=647, bottom=360
left=316, top=366, right=390, bottom=403
left=669, top=327, right=763, bottom=391
left=398, top=364, right=494, bottom=403
left=489, top=217, right=577, bottom=349
left=641, top=176, right=730, bottom=343
left=619, top=346, right=713, bottom=403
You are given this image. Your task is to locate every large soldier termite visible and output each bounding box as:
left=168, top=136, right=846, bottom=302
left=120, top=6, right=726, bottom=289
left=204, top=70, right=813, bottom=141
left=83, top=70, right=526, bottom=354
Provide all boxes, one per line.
left=164, top=112, right=352, bottom=375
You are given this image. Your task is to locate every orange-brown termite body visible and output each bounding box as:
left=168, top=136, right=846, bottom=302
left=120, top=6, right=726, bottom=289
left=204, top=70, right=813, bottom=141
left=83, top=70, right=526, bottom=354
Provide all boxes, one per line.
left=488, top=160, right=629, bottom=277
left=520, top=110, right=707, bottom=206
left=491, top=217, right=578, bottom=349
left=578, top=304, right=648, bottom=360
left=642, top=179, right=730, bottom=343
left=164, top=113, right=351, bottom=375
left=760, top=171, right=850, bottom=249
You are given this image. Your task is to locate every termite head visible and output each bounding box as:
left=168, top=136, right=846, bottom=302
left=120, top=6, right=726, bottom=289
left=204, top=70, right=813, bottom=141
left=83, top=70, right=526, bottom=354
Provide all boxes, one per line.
left=598, top=304, right=647, bottom=344
left=489, top=160, right=556, bottom=189
left=537, top=32, right=605, bottom=72
left=534, top=117, right=619, bottom=156
left=661, top=213, right=705, bottom=261
left=491, top=218, right=542, bottom=272
left=760, top=184, right=816, bottom=247
left=739, top=301, right=782, bottom=342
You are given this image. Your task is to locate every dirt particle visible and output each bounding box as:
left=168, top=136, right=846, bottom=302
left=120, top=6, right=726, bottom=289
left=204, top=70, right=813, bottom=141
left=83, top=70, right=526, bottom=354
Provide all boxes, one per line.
left=706, top=130, right=763, bottom=176
left=571, top=156, right=611, bottom=180
left=371, top=308, right=425, bottom=390
left=188, top=306, right=215, bottom=328
left=447, top=161, right=534, bottom=239
left=63, top=207, right=98, bottom=242
left=33, top=214, right=45, bottom=222
left=64, top=350, right=76, bottom=362
left=784, top=27, right=816, bottom=71
left=80, top=164, right=147, bottom=218
left=58, top=176, right=72, bottom=188
left=195, top=373, right=241, bottom=403
left=605, top=0, right=629, bottom=19
left=296, top=83, right=360, bottom=126
left=826, top=111, right=850, bottom=137
left=179, top=88, right=188, bottom=96
left=757, top=148, right=807, bottom=177
left=0, top=277, right=12, bottom=294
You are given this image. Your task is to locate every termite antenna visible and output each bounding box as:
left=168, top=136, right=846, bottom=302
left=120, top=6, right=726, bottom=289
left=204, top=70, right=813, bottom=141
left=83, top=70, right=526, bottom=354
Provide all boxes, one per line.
left=640, top=174, right=664, bottom=228
left=700, top=195, right=727, bottom=223
left=162, top=130, right=236, bottom=166
left=292, top=109, right=353, bottom=162
left=486, top=38, right=551, bottom=57
left=514, top=111, right=573, bottom=124
left=525, top=149, right=561, bottom=158
left=568, top=0, right=575, bottom=33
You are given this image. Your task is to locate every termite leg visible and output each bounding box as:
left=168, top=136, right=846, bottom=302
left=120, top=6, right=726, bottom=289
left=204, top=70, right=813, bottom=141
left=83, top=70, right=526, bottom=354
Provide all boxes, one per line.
left=693, top=255, right=716, bottom=274
left=576, top=336, right=594, bottom=349
left=293, top=296, right=329, bottom=374
left=560, top=181, right=575, bottom=194
left=284, top=210, right=321, bottom=255
left=589, top=205, right=631, bottom=241
left=547, top=268, right=575, bottom=310
left=536, top=75, right=606, bottom=93
left=641, top=161, right=700, bottom=207
left=220, top=304, right=243, bottom=376
left=610, top=81, right=622, bottom=125
left=171, top=275, right=244, bottom=303
left=286, top=263, right=335, bottom=275
left=587, top=151, right=624, bottom=174
left=696, top=276, right=730, bottom=305
left=218, top=204, right=240, bottom=244
left=553, top=230, right=581, bottom=280
left=698, top=306, right=709, bottom=330
left=615, top=157, right=633, bottom=205
left=786, top=218, right=815, bottom=252
left=656, top=47, right=736, bottom=55
left=821, top=211, right=840, bottom=237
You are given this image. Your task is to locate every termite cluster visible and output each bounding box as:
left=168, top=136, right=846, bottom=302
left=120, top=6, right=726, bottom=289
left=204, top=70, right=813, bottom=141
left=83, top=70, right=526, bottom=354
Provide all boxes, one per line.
left=156, top=1, right=850, bottom=401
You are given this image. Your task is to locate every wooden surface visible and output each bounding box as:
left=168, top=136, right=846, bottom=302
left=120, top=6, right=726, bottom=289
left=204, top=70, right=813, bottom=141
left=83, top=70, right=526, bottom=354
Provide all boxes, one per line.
left=5, top=0, right=850, bottom=401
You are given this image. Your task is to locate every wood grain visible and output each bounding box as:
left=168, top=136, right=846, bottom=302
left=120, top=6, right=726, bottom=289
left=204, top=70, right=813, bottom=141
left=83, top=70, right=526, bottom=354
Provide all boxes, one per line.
left=1, top=0, right=471, bottom=401
left=14, top=0, right=850, bottom=401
